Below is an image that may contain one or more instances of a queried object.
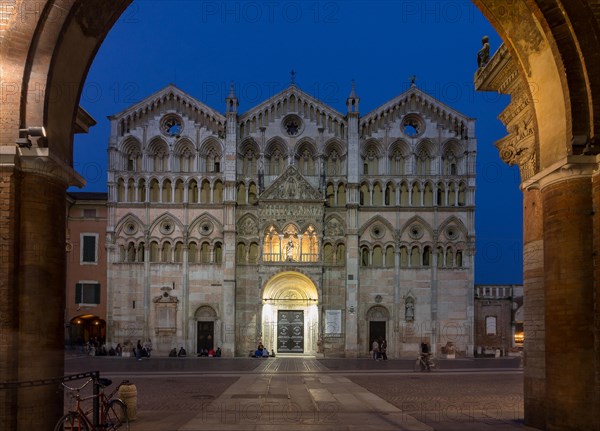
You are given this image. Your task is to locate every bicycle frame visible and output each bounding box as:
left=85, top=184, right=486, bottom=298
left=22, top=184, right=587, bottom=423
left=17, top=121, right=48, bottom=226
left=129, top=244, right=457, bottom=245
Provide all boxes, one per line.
left=60, top=378, right=127, bottom=430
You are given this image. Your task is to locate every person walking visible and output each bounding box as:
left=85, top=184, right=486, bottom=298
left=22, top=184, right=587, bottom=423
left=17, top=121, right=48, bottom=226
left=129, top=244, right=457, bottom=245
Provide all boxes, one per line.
left=372, top=339, right=380, bottom=361
left=380, top=338, right=388, bottom=360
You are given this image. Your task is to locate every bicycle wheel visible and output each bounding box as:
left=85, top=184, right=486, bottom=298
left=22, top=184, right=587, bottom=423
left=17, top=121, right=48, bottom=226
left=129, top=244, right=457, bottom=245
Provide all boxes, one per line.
left=104, top=399, right=129, bottom=430
left=54, top=412, right=90, bottom=431
left=413, top=358, right=422, bottom=372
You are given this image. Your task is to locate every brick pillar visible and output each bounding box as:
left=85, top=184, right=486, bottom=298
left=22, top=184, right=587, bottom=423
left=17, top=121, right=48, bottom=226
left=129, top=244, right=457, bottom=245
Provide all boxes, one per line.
left=542, top=177, right=595, bottom=430
left=522, top=187, right=545, bottom=428
left=0, top=151, right=20, bottom=430
left=16, top=171, right=67, bottom=429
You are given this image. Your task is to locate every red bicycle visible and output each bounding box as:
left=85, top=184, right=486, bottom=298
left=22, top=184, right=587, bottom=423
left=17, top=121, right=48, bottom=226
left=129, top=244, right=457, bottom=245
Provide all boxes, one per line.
left=54, top=377, right=129, bottom=430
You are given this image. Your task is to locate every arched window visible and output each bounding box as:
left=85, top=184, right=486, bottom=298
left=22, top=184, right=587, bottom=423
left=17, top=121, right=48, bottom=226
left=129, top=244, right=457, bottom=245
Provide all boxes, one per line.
left=117, top=179, right=125, bottom=202
left=323, top=243, right=334, bottom=264
left=174, top=179, right=184, bottom=203
left=458, top=183, right=466, bottom=206
left=162, top=179, right=172, bottom=203
left=448, top=183, right=457, bottom=207
left=415, top=149, right=431, bottom=175
left=446, top=247, right=454, bottom=267
left=423, top=183, right=434, bottom=206
left=360, top=184, right=369, bottom=206
left=337, top=183, right=346, bottom=206
left=137, top=242, right=145, bottom=262
left=423, top=246, right=432, bottom=267
left=385, top=245, right=395, bottom=267
left=361, top=246, right=370, bottom=267
left=237, top=183, right=247, bottom=205
left=385, top=183, right=394, bottom=206
left=161, top=242, right=172, bottom=263
left=410, top=246, right=421, bottom=267
left=372, top=246, right=383, bottom=266
left=248, top=242, right=259, bottom=264
left=400, top=246, right=409, bottom=268
left=214, top=242, right=223, bottom=264
left=150, top=241, right=159, bottom=262
left=372, top=183, right=383, bottom=206
left=188, top=179, right=198, bottom=203
left=127, top=178, right=135, bottom=202
left=200, top=180, right=210, bottom=204
left=188, top=242, right=198, bottom=263
left=138, top=179, right=147, bottom=202
left=411, top=183, right=420, bottom=206
left=200, top=242, right=210, bottom=263
left=400, top=183, right=409, bottom=206
left=390, top=150, right=405, bottom=175
left=214, top=181, right=223, bottom=203
left=326, top=184, right=335, bottom=207
left=126, top=242, right=136, bottom=262
left=174, top=242, right=184, bottom=262
left=336, top=243, right=346, bottom=264
left=456, top=250, right=463, bottom=267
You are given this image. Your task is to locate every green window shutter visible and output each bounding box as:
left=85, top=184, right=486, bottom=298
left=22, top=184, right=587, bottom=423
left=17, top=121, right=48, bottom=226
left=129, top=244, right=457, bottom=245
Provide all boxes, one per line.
left=82, top=236, right=96, bottom=262
left=94, top=284, right=101, bottom=304
left=75, top=283, right=82, bottom=303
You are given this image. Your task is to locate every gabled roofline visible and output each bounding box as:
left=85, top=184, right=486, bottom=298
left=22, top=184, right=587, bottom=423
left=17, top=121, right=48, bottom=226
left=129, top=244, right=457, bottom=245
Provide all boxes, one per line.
left=238, top=85, right=346, bottom=123
left=108, top=83, right=226, bottom=123
left=361, top=85, right=475, bottom=125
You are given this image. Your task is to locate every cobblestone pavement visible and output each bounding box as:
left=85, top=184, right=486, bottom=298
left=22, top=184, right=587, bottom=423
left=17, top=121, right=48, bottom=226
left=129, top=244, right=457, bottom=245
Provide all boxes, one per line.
left=61, top=356, right=533, bottom=431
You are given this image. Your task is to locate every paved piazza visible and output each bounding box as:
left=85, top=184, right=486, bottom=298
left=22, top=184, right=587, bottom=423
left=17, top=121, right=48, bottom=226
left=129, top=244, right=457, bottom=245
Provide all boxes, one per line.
left=64, top=356, right=532, bottom=431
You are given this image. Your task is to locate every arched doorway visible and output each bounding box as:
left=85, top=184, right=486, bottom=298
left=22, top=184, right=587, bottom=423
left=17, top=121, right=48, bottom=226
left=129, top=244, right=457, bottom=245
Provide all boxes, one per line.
left=68, top=315, right=106, bottom=347
left=194, top=305, right=219, bottom=354
left=366, top=305, right=389, bottom=356
left=2, top=1, right=600, bottom=430
left=261, top=272, right=319, bottom=355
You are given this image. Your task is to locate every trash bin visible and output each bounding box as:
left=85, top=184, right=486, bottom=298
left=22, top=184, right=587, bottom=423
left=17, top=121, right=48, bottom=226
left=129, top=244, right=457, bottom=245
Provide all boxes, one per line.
left=118, top=380, right=137, bottom=421
left=495, top=348, right=501, bottom=358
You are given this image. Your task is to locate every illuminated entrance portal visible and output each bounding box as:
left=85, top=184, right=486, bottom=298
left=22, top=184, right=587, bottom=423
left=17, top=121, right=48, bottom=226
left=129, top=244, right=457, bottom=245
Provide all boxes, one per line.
left=262, top=272, right=319, bottom=355
left=278, top=310, right=304, bottom=353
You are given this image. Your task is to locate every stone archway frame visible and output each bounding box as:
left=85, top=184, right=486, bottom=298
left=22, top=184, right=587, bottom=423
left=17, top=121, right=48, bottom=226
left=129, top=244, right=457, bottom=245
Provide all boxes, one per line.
left=261, top=271, right=319, bottom=355
left=193, top=305, right=220, bottom=354
left=2, top=2, right=600, bottom=430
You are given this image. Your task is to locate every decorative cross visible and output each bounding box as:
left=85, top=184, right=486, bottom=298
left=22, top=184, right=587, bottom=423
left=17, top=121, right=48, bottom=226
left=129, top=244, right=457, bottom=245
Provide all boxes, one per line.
left=290, top=69, right=296, bottom=85
left=409, top=75, right=417, bottom=85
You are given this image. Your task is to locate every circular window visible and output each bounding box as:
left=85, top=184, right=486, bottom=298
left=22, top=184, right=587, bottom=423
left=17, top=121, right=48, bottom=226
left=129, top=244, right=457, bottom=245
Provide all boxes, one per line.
left=160, top=220, right=175, bottom=235
left=371, top=225, right=385, bottom=239
left=375, top=294, right=383, bottom=304
left=199, top=221, right=213, bottom=236
left=125, top=222, right=138, bottom=235
left=401, top=114, right=425, bottom=138
left=445, top=226, right=459, bottom=240
left=408, top=224, right=424, bottom=240
left=160, top=114, right=183, bottom=137
left=281, top=114, right=304, bottom=137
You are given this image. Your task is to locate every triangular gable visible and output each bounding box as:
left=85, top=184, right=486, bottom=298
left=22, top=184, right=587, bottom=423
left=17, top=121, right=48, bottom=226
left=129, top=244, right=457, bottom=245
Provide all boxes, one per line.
left=239, top=85, right=346, bottom=124
left=360, top=85, right=473, bottom=129
left=260, top=165, right=323, bottom=201
left=109, top=83, right=226, bottom=124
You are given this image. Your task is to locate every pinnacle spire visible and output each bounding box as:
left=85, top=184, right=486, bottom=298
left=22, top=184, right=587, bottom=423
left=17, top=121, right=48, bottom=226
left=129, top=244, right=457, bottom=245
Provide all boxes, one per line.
left=348, top=79, right=357, bottom=99
left=228, top=80, right=236, bottom=99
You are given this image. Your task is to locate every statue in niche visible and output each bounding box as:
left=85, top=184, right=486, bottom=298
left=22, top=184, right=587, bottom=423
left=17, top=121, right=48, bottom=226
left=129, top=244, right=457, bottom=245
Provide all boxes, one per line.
left=477, top=35, right=490, bottom=68
left=286, top=239, right=295, bottom=261
left=405, top=298, right=415, bottom=322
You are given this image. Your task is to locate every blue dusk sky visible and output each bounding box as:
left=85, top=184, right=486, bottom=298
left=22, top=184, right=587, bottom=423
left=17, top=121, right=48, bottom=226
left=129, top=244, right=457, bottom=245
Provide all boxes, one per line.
left=72, top=0, right=522, bottom=284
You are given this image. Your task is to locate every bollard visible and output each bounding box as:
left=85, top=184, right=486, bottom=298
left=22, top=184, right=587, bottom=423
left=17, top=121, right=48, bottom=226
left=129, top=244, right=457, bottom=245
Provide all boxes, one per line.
left=118, top=380, right=138, bottom=421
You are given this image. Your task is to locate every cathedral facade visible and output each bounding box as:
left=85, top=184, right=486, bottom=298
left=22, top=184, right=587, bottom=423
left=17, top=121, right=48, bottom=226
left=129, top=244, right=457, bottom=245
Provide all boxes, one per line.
left=106, top=81, right=476, bottom=358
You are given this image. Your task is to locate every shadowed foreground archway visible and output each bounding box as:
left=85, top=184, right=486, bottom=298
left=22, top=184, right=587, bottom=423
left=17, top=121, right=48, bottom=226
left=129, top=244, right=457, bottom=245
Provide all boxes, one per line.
left=1, top=1, right=599, bottom=429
